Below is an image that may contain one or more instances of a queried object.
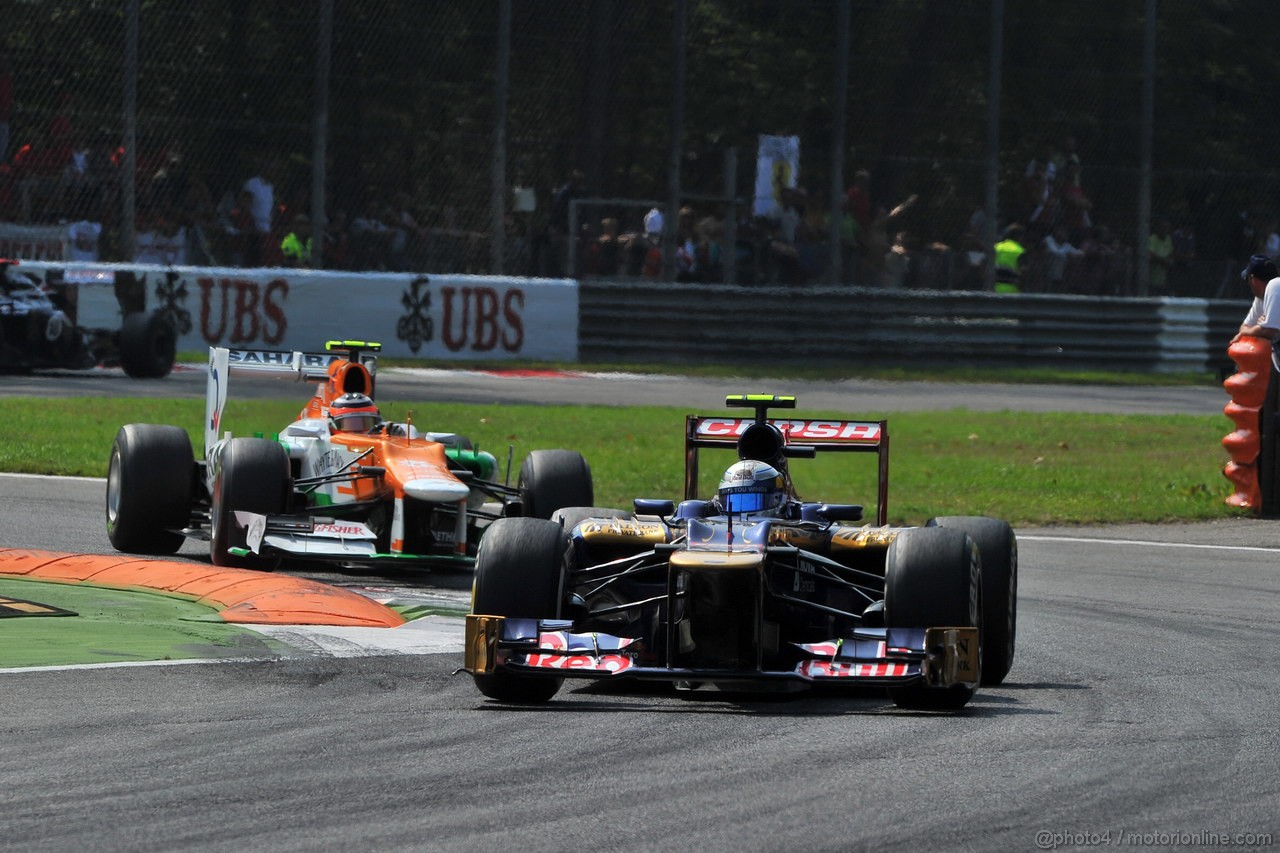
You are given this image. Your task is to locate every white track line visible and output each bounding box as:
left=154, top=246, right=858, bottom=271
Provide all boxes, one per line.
left=1018, top=534, right=1280, bottom=554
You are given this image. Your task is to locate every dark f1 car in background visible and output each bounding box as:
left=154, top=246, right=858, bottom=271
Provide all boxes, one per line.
left=465, top=394, right=1017, bottom=711
left=0, top=260, right=176, bottom=378
left=106, top=341, right=594, bottom=571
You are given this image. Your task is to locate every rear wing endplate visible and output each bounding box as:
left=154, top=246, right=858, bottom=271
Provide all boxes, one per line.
left=204, top=346, right=378, bottom=457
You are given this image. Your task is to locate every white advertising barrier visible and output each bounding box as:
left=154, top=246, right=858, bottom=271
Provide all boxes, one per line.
left=16, top=262, right=579, bottom=360
left=0, top=223, right=68, bottom=261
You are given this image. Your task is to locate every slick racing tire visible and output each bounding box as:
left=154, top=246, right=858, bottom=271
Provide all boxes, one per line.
left=518, top=449, right=594, bottom=520
left=883, top=527, right=981, bottom=711
left=210, top=437, right=291, bottom=569
left=119, top=310, right=177, bottom=379
left=549, top=506, right=632, bottom=533
left=928, top=516, right=1017, bottom=686
left=106, top=423, right=194, bottom=555
left=471, top=517, right=571, bottom=704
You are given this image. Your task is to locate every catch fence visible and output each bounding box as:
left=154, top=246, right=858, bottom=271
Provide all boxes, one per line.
left=2, top=1, right=1276, bottom=300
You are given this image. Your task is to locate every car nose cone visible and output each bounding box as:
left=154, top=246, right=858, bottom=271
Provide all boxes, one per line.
left=403, top=477, right=471, bottom=503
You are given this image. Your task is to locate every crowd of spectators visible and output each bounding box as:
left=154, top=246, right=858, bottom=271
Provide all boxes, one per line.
left=0, top=89, right=491, bottom=273
left=0, top=99, right=1232, bottom=297
left=548, top=135, right=1162, bottom=295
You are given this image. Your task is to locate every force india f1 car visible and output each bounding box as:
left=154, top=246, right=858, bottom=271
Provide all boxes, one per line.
left=106, top=341, right=594, bottom=570
left=465, top=395, right=1017, bottom=711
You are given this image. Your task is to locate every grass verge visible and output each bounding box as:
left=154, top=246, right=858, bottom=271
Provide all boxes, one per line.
left=2, top=396, right=1240, bottom=527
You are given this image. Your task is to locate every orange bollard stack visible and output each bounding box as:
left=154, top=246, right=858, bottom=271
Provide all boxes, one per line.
left=1222, top=336, right=1273, bottom=511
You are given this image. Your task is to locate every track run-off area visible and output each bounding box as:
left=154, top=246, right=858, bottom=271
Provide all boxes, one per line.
left=2, top=370, right=1277, bottom=851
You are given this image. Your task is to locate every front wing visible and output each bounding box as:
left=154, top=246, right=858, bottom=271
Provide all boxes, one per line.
left=225, top=510, right=474, bottom=568
left=465, top=616, right=979, bottom=689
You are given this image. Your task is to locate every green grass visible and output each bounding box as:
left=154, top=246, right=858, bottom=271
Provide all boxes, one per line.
left=0, top=579, right=288, bottom=668
left=2, top=397, right=1241, bottom=527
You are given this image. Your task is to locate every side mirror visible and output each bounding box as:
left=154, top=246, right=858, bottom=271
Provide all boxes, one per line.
left=634, top=498, right=674, bottom=517
left=781, top=444, right=816, bottom=458
left=803, top=503, right=863, bottom=522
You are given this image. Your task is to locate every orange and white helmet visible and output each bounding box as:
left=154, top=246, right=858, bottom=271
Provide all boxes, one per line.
left=328, top=392, right=381, bottom=433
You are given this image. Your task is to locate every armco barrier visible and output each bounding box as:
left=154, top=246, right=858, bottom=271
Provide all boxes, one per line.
left=581, top=280, right=1245, bottom=374
left=11, top=261, right=1248, bottom=374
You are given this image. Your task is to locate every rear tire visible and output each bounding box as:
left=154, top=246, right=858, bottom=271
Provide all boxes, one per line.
left=519, top=449, right=593, bottom=520
left=884, top=527, right=981, bottom=711
left=471, top=517, right=571, bottom=703
left=106, top=424, right=194, bottom=554
left=928, top=516, right=1017, bottom=685
left=119, top=310, right=177, bottom=379
left=210, top=438, right=291, bottom=569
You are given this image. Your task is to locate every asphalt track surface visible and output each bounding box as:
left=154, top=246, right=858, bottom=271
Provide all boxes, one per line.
left=4, top=371, right=1277, bottom=851
left=0, top=362, right=1228, bottom=415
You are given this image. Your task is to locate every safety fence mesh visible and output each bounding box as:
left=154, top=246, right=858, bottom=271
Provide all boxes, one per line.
left=0, top=0, right=1274, bottom=299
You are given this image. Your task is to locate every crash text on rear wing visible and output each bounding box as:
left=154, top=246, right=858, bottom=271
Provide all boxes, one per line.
left=204, top=344, right=379, bottom=457
left=684, top=414, right=890, bottom=525
left=688, top=416, right=885, bottom=446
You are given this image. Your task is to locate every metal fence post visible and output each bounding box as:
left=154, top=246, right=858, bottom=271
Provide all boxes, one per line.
left=981, top=0, right=1003, bottom=291
left=1135, top=0, right=1157, bottom=296
left=311, top=0, right=333, bottom=269
left=122, top=0, right=138, bottom=262
left=724, top=147, right=737, bottom=285
left=663, top=0, right=686, bottom=282
left=828, top=0, right=850, bottom=285
left=491, top=0, right=511, bottom=275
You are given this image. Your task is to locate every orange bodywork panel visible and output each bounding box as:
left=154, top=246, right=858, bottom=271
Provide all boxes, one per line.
left=326, top=432, right=456, bottom=500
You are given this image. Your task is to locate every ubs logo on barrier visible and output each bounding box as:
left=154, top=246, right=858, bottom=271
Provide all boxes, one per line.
left=398, top=275, right=526, bottom=354
left=397, top=275, right=434, bottom=352
left=198, top=277, right=288, bottom=344
left=154, top=270, right=193, bottom=335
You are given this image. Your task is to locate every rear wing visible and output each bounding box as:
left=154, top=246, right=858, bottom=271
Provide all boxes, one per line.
left=683, top=397, right=889, bottom=525
left=204, top=342, right=379, bottom=457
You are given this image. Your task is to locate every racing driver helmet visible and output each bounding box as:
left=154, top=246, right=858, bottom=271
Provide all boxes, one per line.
left=328, top=392, right=381, bottom=433
left=716, top=460, right=787, bottom=518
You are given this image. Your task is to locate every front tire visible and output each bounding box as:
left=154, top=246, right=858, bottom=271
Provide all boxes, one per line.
left=471, top=517, right=571, bottom=703
left=210, top=438, right=291, bottom=569
left=106, top=424, right=194, bottom=554
left=928, top=516, right=1017, bottom=685
left=119, top=310, right=177, bottom=379
left=519, top=449, right=593, bottom=520
left=884, top=527, right=982, bottom=711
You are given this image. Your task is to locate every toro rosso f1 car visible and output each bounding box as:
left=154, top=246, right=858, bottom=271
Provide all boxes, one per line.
left=465, top=394, right=1017, bottom=711
left=106, top=341, right=593, bottom=569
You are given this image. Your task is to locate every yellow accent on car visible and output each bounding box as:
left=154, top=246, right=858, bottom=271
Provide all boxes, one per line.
left=464, top=614, right=503, bottom=674
left=577, top=519, right=668, bottom=545
left=828, top=526, right=899, bottom=551
left=325, top=340, right=383, bottom=352
left=670, top=551, right=763, bottom=570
